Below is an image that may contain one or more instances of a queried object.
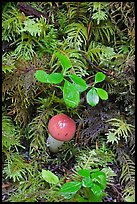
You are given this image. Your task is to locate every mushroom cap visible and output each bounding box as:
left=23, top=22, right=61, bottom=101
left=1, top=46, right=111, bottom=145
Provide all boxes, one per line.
left=48, top=114, right=76, bottom=141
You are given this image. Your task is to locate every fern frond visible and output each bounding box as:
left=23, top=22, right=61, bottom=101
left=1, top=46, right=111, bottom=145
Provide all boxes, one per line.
left=64, top=2, right=89, bottom=24
left=2, top=115, right=24, bottom=152
left=92, top=2, right=109, bottom=25
left=65, top=23, right=87, bottom=50
left=129, top=136, right=135, bottom=155
left=2, top=53, right=17, bottom=73
left=119, top=154, right=135, bottom=186
left=101, top=167, right=117, bottom=185
left=119, top=153, right=135, bottom=202
left=69, top=50, right=89, bottom=77
left=87, top=41, right=116, bottom=64
left=75, top=145, right=115, bottom=171
left=27, top=114, right=47, bottom=155
left=13, top=39, right=36, bottom=60
left=27, top=105, right=55, bottom=155
left=92, top=23, right=114, bottom=44
left=106, top=118, right=134, bottom=143
left=21, top=18, right=42, bottom=37
left=2, top=5, right=24, bottom=41
left=3, top=152, right=33, bottom=182
left=123, top=185, right=135, bottom=202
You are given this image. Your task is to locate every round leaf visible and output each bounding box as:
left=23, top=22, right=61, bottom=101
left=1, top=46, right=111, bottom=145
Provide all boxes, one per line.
left=96, top=88, right=108, bottom=100
left=86, top=88, right=99, bottom=107
left=63, top=80, right=80, bottom=108
left=47, top=73, right=64, bottom=84
left=35, top=70, right=49, bottom=83
left=95, top=72, right=106, bottom=84
left=42, top=169, right=59, bottom=184
left=69, top=74, right=88, bottom=92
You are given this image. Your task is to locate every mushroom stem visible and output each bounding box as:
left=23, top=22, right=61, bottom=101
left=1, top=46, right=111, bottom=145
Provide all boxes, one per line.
left=46, top=134, right=64, bottom=153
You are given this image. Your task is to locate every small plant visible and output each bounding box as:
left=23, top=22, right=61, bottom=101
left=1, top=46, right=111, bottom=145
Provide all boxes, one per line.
left=2, top=115, right=24, bottom=152
left=92, top=2, right=109, bottom=25
left=35, top=52, right=108, bottom=108
left=60, top=168, right=106, bottom=202
left=105, top=118, right=135, bottom=144
left=41, top=168, right=107, bottom=202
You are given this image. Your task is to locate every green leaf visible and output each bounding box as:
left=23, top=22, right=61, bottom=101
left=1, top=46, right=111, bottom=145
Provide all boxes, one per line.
left=42, top=169, right=59, bottom=184
left=86, top=88, right=99, bottom=106
left=63, top=80, right=80, bottom=108
left=96, top=88, right=108, bottom=100
left=60, top=181, right=82, bottom=199
left=90, top=183, right=103, bottom=196
left=82, top=177, right=93, bottom=188
left=35, top=70, right=49, bottom=83
left=55, top=52, right=72, bottom=71
left=95, top=72, right=106, bottom=84
left=91, top=171, right=106, bottom=190
left=47, top=73, right=64, bottom=84
left=78, top=169, right=91, bottom=178
left=69, top=74, right=88, bottom=92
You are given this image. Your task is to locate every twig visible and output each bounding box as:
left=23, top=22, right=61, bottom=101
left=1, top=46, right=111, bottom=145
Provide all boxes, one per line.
left=80, top=52, right=116, bottom=78
left=75, top=122, right=83, bottom=144
left=17, top=2, right=48, bottom=19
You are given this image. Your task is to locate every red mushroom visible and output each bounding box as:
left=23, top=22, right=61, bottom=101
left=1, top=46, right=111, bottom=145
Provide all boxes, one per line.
left=46, top=114, right=76, bottom=152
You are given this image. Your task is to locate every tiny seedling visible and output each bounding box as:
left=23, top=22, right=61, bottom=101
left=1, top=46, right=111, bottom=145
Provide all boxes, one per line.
left=35, top=52, right=108, bottom=108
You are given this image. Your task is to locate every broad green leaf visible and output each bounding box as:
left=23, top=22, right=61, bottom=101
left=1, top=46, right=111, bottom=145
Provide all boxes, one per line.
left=69, top=74, right=88, bottom=92
left=60, top=181, right=81, bottom=199
left=86, top=88, right=99, bottom=107
left=82, top=177, right=93, bottom=188
left=47, top=73, right=64, bottom=84
left=55, top=52, right=72, bottom=71
left=42, top=169, right=59, bottom=184
left=95, top=72, right=106, bottom=84
left=78, top=169, right=91, bottom=178
left=91, top=171, right=106, bottom=190
left=90, top=183, right=103, bottom=196
left=35, top=70, right=49, bottom=83
left=96, top=88, right=108, bottom=100
left=63, top=80, right=80, bottom=108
